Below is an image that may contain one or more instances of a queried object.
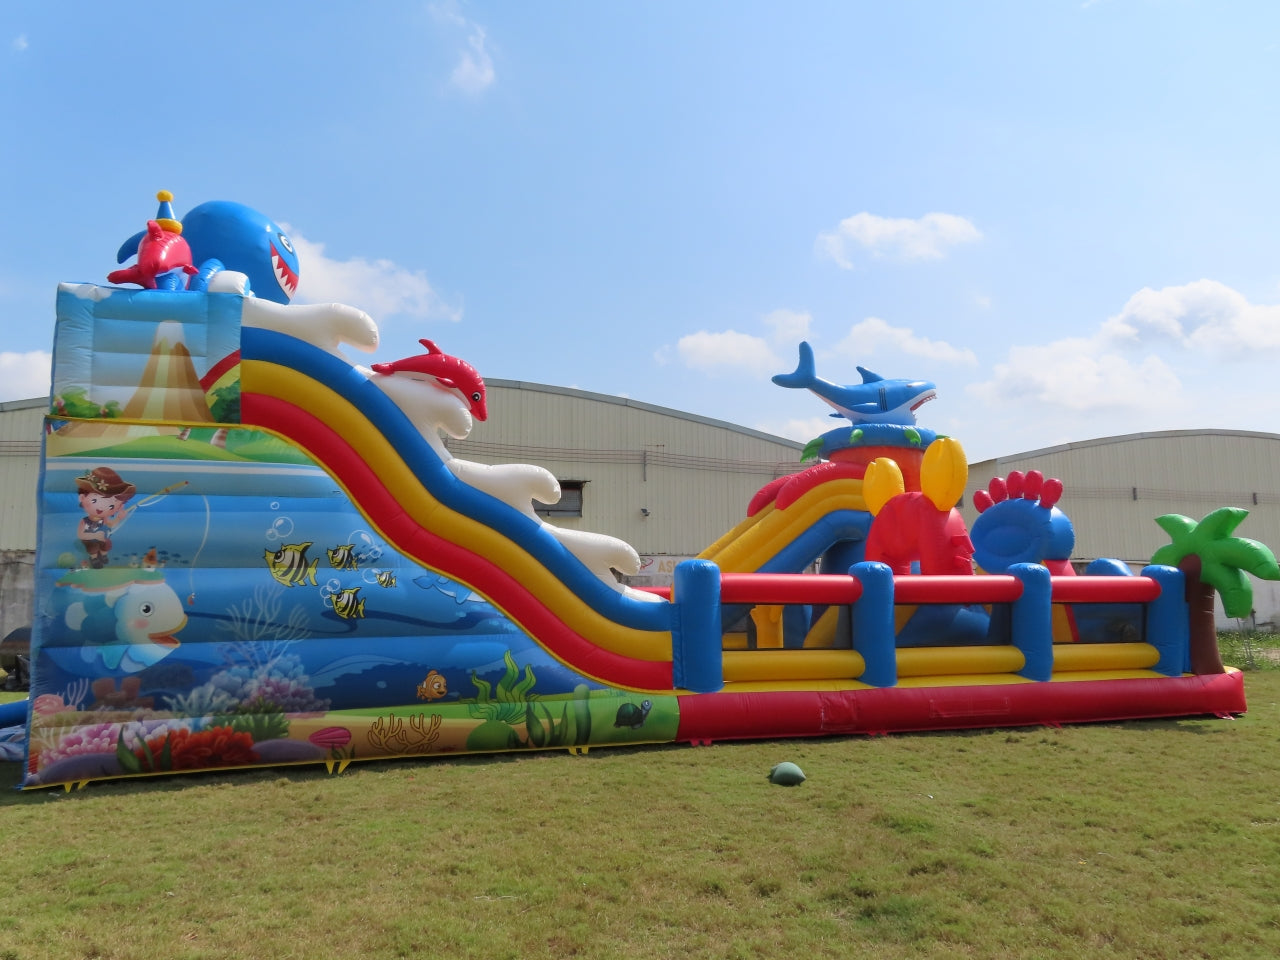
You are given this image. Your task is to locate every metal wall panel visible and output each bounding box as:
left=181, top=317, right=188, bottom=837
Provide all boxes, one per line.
left=447, top=380, right=805, bottom=558
left=964, top=429, right=1280, bottom=570
left=0, top=399, right=46, bottom=552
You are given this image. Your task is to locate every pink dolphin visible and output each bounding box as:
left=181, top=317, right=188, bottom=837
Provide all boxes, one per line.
left=371, top=339, right=488, bottom=421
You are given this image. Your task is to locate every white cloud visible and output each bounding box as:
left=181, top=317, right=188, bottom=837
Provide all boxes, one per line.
left=817, top=212, right=981, bottom=267
left=431, top=2, right=495, bottom=95
left=834, top=317, right=979, bottom=367
left=1100, top=279, right=1280, bottom=357
left=676, top=330, right=782, bottom=376
left=0, top=351, right=51, bottom=401
left=287, top=229, right=460, bottom=324
left=451, top=25, right=495, bottom=95
left=968, top=338, right=1182, bottom=415
left=12, top=34, right=28, bottom=52
left=967, top=278, right=1280, bottom=431
left=673, top=309, right=810, bottom=376
left=762, top=308, right=812, bottom=345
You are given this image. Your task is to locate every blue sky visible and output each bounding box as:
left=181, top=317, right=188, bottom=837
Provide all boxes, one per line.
left=3, top=1, right=1279, bottom=462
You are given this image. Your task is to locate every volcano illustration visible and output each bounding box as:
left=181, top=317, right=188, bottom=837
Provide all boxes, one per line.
left=55, top=320, right=215, bottom=441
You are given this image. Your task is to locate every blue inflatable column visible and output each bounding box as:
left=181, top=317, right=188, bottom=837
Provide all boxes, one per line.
left=851, top=561, right=896, bottom=688
left=672, top=559, right=724, bottom=693
left=1143, top=564, right=1190, bottom=676
left=1009, top=563, right=1053, bottom=681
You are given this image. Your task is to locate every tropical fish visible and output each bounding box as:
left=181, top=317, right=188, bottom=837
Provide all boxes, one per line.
left=264, top=542, right=319, bottom=588
left=772, top=341, right=936, bottom=425
left=371, top=339, right=488, bottom=421
left=416, top=670, right=448, bottom=701
left=327, top=587, right=366, bottom=620
left=374, top=570, right=397, bottom=588
left=327, top=544, right=358, bottom=570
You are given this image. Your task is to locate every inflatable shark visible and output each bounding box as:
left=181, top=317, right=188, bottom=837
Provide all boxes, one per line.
left=772, top=341, right=936, bottom=425
left=115, top=194, right=300, bottom=303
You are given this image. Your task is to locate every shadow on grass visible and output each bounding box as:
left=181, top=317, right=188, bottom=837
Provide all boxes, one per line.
left=0, top=738, right=675, bottom=807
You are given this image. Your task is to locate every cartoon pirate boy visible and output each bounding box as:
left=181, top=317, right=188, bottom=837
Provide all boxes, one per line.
left=76, top=467, right=135, bottom=569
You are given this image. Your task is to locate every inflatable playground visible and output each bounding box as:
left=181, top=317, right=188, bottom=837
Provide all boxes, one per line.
left=9, top=191, right=1278, bottom=789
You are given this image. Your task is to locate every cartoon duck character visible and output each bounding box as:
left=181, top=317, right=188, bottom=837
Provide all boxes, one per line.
left=416, top=670, right=448, bottom=701
left=264, top=542, right=319, bottom=587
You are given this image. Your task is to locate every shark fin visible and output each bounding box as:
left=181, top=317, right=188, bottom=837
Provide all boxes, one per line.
left=116, top=230, right=146, bottom=264
left=772, top=341, right=816, bottom=388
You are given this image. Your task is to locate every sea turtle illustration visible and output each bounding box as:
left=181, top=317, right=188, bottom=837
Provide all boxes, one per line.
left=613, top=699, right=652, bottom=729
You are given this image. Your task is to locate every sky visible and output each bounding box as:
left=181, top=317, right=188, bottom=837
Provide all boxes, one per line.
left=3, top=1, right=1280, bottom=462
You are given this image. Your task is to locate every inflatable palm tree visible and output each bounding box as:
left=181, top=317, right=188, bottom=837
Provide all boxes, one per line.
left=1151, top=507, right=1280, bottom=674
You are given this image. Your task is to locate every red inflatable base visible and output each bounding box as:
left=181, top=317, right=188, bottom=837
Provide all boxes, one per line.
left=676, top=670, right=1246, bottom=742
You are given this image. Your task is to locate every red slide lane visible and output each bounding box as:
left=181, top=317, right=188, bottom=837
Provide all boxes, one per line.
left=244, top=392, right=674, bottom=690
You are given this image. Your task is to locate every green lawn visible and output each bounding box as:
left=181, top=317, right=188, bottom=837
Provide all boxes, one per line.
left=1, top=670, right=1279, bottom=959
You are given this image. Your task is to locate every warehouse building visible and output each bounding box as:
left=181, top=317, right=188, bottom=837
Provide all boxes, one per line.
left=963, top=429, right=1280, bottom=629
left=3, top=390, right=1279, bottom=637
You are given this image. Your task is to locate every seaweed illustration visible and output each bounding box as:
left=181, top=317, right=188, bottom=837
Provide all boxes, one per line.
left=524, top=684, right=593, bottom=750
left=208, top=695, right=291, bottom=742
left=367, top=713, right=442, bottom=755
left=466, top=650, right=538, bottom=718
left=219, top=583, right=311, bottom=667
left=463, top=650, right=538, bottom=750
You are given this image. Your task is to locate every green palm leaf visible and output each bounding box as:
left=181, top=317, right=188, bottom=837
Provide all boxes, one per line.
left=1152, top=506, right=1280, bottom=620
left=1203, top=537, right=1280, bottom=581
left=1154, top=513, right=1198, bottom=544
left=1202, top=562, right=1255, bottom=619
left=1194, top=506, right=1250, bottom=541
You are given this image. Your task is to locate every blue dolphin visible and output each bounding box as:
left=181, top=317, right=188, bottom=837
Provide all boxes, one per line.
left=772, top=341, right=936, bottom=425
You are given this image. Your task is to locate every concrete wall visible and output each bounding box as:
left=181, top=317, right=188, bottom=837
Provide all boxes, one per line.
left=0, top=549, right=35, bottom=639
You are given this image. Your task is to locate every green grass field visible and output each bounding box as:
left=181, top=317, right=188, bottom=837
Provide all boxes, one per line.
left=1, top=642, right=1279, bottom=959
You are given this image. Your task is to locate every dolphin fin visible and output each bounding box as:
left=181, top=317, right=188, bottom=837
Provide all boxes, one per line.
left=857, top=366, right=885, bottom=383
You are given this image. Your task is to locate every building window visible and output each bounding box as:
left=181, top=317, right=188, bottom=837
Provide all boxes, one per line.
left=534, top=480, right=585, bottom=518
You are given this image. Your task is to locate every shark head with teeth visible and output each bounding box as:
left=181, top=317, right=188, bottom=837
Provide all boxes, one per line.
left=180, top=200, right=301, bottom=304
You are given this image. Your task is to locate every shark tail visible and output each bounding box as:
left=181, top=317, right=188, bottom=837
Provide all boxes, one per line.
left=771, top=341, right=816, bottom=389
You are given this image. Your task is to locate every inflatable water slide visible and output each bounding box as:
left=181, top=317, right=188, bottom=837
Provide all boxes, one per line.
left=17, top=194, right=1269, bottom=789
